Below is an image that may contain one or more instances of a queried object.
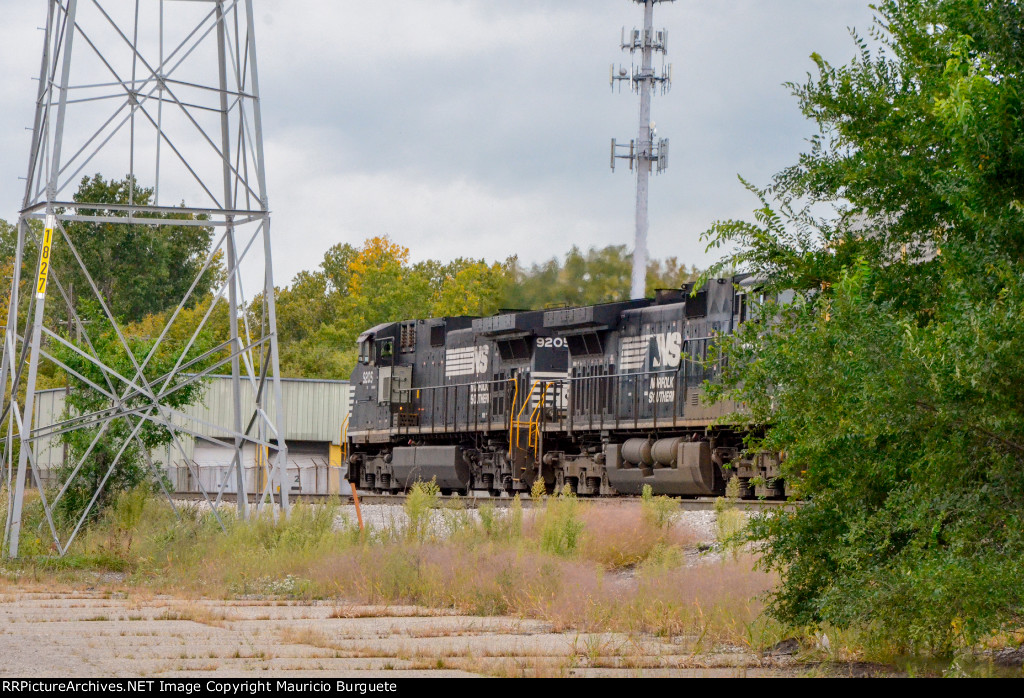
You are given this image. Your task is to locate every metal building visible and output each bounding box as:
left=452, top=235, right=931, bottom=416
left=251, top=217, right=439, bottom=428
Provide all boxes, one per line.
left=31, top=376, right=351, bottom=497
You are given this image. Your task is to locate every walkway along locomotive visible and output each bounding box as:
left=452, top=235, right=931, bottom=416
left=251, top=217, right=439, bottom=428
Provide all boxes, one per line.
left=345, top=275, right=785, bottom=498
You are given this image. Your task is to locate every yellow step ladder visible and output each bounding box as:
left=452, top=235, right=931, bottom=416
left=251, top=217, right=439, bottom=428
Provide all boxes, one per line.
left=509, top=379, right=553, bottom=481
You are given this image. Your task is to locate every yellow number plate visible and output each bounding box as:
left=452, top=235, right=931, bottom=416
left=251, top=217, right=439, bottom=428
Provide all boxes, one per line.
left=35, top=225, right=53, bottom=299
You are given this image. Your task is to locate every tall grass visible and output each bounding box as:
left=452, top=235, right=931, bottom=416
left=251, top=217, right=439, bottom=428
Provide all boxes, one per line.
left=3, top=483, right=780, bottom=648
left=714, top=479, right=747, bottom=558
left=537, top=485, right=584, bottom=557
left=478, top=496, right=522, bottom=541
left=641, top=484, right=678, bottom=529
left=403, top=478, right=439, bottom=542
left=0, top=487, right=56, bottom=559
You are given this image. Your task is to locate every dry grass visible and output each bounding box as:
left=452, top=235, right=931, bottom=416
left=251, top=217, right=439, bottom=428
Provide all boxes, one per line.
left=154, top=603, right=239, bottom=627
left=270, top=542, right=776, bottom=645
left=577, top=503, right=698, bottom=569
left=3, top=488, right=783, bottom=651
left=278, top=627, right=336, bottom=650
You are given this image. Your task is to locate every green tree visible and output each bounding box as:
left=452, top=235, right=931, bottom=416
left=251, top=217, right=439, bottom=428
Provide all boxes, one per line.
left=0, top=217, right=44, bottom=326
left=0, top=174, right=222, bottom=524
left=266, top=237, right=704, bottom=380
left=56, top=174, right=217, bottom=324
left=52, top=302, right=219, bottom=524
left=648, top=256, right=702, bottom=291
left=271, top=237, right=516, bottom=379
left=273, top=266, right=353, bottom=379
left=503, top=245, right=702, bottom=309
left=430, top=259, right=510, bottom=317
left=703, top=0, right=1024, bottom=652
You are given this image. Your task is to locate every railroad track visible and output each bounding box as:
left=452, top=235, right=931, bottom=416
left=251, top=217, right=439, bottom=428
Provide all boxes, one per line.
left=172, top=491, right=797, bottom=512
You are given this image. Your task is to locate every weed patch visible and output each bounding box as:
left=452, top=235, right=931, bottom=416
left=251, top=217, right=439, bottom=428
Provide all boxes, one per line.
left=6, top=490, right=780, bottom=649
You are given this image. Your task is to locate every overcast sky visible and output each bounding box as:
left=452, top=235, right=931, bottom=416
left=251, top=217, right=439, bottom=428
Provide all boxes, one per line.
left=0, top=1, right=880, bottom=287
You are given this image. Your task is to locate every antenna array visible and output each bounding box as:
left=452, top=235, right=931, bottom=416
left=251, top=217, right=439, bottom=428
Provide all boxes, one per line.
left=609, top=0, right=674, bottom=300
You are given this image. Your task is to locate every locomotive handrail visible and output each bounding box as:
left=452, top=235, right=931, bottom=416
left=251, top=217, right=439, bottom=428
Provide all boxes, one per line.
left=506, top=379, right=556, bottom=481
left=562, top=368, right=683, bottom=433
left=510, top=379, right=541, bottom=458
left=527, top=381, right=553, bottom=452
left=384, top=364, right=707, bottom=438
left=395, top=376, right=528, bottom=437
left=339, top=412, right=350, bottom=463
left=375, top=365, right=709, bottom=439
left=508, top=377, right=521, bottom=456
left=393, top=368, right=693, bottom=437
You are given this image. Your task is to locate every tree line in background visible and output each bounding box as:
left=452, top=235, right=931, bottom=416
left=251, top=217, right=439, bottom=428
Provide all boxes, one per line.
left=272, top=237, right=700, bottom=379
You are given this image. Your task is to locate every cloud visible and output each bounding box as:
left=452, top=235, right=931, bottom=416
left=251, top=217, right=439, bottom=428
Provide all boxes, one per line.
left=264, top=133, right=620, bottom=284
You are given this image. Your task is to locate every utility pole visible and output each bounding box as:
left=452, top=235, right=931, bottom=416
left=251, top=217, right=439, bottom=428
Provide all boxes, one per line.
left=611, top=0, right=673, bottom=300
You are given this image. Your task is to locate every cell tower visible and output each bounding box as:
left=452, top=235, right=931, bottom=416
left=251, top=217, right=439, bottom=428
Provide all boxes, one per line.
left=2, top=1, right=289, bottom=557
left=610, top=0, right=673, bottom=300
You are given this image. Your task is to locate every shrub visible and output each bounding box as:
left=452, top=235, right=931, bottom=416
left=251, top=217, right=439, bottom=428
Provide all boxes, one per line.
left=714, top=496, right=746, bottom=557
left=538, top=485, right=584, bottom=557
left=404, top=478, right=439, bottom=543
left=530, top=477, right=547, bottom=500
left=439, top=494, right=474, bottom=540
left=641, top=484, right=678, bottom=529
left=478, top=496, right=523, bottom=542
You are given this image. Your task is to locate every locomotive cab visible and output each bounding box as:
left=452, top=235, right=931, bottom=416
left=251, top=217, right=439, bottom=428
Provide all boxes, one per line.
left=350, top=323, right=405, bottom=437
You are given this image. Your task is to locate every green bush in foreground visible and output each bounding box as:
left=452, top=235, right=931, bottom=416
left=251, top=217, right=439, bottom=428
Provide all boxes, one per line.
left=702, top=0, right=1024, bottom=654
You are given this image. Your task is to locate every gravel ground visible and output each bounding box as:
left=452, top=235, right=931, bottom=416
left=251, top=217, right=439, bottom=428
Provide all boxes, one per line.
left=0, top=588, right=806, bottom=677
left=333, top=503, right=724, bottom=543
left=173, top=497, right=736, bottom=549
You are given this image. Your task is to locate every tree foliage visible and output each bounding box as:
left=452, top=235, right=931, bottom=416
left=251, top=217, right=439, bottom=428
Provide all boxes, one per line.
left=504, top=244, right=701, bottom=310
left=271, top=238, right=702, bottom=379
left=57, top=174, right=217, bottom=324
left=272, top=237, right=513, bottom=379
left=703, top=0, right=1024, bottom=652
left=0, top=174, right=222, bottom=523
left=51, top=302, right=219, bottom=525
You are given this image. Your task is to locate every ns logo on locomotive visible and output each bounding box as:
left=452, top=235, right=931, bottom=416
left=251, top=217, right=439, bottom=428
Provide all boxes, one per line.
left=346, top=276, right=785, bottom=499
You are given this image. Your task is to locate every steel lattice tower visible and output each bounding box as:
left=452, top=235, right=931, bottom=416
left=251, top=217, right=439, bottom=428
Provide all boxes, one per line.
left=611, top=0, right=673, bottom=300
left=2, top=0, right=289, bottom=558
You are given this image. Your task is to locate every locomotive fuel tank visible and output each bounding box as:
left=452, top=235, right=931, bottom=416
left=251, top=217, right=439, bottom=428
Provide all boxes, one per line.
left=606, top=438, right=717, bottom=495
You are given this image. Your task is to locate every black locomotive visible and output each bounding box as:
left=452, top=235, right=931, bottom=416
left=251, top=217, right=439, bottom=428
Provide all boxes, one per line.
left=346, top=275, right=785, bottom=498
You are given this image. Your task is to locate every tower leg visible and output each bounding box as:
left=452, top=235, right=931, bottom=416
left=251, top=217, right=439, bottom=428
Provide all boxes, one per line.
left=216, top=0, right=247, bottom=518
left=262, top=218, right=289, bottom=515
left=7, top=221, right=51, bottom=558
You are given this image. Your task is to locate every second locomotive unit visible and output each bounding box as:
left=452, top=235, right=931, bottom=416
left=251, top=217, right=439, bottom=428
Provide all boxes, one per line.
left=346, top=275, right=784, bottom=498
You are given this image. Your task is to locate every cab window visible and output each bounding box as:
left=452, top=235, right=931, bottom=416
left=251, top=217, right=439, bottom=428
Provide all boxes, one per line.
left=358, top=338, right=373, bottom=365
left=376, top=338, right=394, bottom=363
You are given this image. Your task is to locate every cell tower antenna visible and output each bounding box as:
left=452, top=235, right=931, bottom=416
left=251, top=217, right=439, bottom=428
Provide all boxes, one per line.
left=2, top=1, right=290, bottom=558
left=610, top=0, right=673, bottom=300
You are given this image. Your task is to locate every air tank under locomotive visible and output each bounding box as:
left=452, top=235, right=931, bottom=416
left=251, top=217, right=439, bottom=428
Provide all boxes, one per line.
left=346, top=276, right=785, bottom=498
